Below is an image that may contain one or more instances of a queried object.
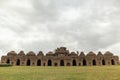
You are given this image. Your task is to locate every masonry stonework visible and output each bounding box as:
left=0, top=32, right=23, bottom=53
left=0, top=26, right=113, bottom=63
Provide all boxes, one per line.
left=1, top=47, right=119, bottom=66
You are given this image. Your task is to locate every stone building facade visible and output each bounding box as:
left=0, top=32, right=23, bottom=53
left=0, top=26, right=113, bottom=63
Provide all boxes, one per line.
left=1, top=47, right=119, bottom=66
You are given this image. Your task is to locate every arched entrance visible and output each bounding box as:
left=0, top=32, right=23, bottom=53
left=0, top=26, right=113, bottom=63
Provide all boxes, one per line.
left=102, top=59, right=105, bottom=65
left=79, top=63, right=81, bottom=66
left=83, top=59, right=87, bottom=66
left=66, top=63, right=70, bottom=66
left=111, top=59, right=115, bottom=65
left=6, top=59, right=10, bottom=64
left=27, top=59, right=31, bottom=66
left=60, top=60, right=64, bottom=66
left=48, top=60, right=52, bottom=66
left=54, top=63, right=58, bottom=66
left=37, top=59, right=41, bottom=66
left=43, top=63, right=45, bottom=66
left=16, top=59, right=20, bottom=66
left=72, top=60, right=77, bottom=66
left=92, top=59, right=96, bottom=66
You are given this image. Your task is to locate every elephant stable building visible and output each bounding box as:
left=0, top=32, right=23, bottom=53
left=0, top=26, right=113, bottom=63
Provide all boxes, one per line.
left=1, top=47, right=119, bottom=66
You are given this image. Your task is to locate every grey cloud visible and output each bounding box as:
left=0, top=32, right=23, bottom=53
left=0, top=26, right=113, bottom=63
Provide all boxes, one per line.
left=0, top=0, right=120, bottom=57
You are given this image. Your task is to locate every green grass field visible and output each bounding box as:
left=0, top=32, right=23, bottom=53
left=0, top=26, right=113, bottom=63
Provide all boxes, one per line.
left=0, top=66, right=120, bottom=80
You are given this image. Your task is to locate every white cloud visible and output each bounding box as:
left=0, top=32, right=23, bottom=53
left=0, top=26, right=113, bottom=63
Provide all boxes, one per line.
left=98, top=42, right=120, bottom=56
left=59, top=8, right=80, bottom=22
left=0, top=0, right=120, bottom=59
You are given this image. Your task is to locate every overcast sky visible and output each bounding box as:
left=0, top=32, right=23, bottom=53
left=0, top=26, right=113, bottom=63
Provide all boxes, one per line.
left=0, top=0, right=120, bottom=58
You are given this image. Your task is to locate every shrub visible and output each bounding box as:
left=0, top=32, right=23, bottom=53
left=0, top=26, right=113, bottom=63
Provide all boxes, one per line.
left=0, top=64, right=13, bottom=67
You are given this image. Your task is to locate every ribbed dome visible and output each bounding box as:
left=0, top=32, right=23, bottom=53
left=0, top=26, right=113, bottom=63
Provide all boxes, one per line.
left=46, top=51, right=54, bottom=56
left=104, top=51, right=113, bottom=56
left=37, top=51, right=44, bottom=56
left=7, top=51, right=17, bottom=56
left=71, top=52, right=76, bottom=54
left=46, top=51, right=53, bottom=54
left=18, top=51, right=25, bottom=56
left=26, top=51, right=36, bottom=56
left=97, top=51, right=103, bottom=56
left=87, top=51, right=96, bottom=56
left=69, top=52, right=78, bottom=56
left=79, top=52, right=85, bottom=57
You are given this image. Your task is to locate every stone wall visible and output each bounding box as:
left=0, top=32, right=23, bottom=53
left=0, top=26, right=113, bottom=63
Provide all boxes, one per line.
left=1, top=47, right=119, bottom=66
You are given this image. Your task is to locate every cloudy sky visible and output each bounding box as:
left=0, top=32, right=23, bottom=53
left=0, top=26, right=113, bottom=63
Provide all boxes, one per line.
left=0, top=0, right=120, bottom=58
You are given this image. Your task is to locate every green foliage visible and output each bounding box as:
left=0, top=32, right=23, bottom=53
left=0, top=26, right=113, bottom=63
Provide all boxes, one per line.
left=0, top=64, right=12, bottom=67
left=0, top=66, right=120, bottom=80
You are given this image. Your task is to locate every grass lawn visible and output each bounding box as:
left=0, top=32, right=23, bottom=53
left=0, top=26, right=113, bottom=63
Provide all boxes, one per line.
left=0, top=66, right=120, bottom=80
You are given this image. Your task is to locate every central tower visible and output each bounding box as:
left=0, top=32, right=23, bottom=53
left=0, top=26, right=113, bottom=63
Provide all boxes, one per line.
left=54, top=47, right=69, bottom=56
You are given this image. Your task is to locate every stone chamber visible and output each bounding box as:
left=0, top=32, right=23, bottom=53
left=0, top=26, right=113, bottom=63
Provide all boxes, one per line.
left=1, top=47, right=119, bottom=66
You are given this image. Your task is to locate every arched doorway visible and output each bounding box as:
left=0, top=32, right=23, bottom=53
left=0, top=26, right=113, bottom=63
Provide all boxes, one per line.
left=43, top=63, right=45, bottom=66
left=111, top=59, right=115, bottom=65
left=72, top=60, right=77, bottom=66
left=16, top=59, right=20, bottom=66
left=37, top=59, right=41, bottom=66
left=54, top=63, right=58, bottom=66
left=102, top=59, right=105, bottom=65
left=60, top=60, right=64, bottom=66
left=79, top=63, right=81, bottom=66
left=83, top=59, right=87, bottom=66
left=92, top=59, right=96, bottom=66
left=48, top=60, right=52, bottom=66
left=27, top=59, right=31, bottom=66
left=6, top=59, right=10, bottom=64
left=66, top=63, right=70, bottom=66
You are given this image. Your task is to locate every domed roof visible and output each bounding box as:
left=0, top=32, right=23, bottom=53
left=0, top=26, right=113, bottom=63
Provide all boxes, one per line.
left=69, top=52, right=78, bottom=56
left=26, top=51, right=36, bottom=56
left=79, top=52, right=85, bottom=57
left=7, top=51, right=17, bottom=56
left=97, top=51, right=103, bottom=56
left=37, top=51, right=44, bottom=56
left=87, top=51, right=96, bottom=56
left=71, top=52, right=76, bottom=54
left=18, top=51, right=25, bottom=56
left=47, top=51, right=54, bottom=54
left=104, top=51, right=113, bottom=56
left=46, top=51, right=54, bottom=56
